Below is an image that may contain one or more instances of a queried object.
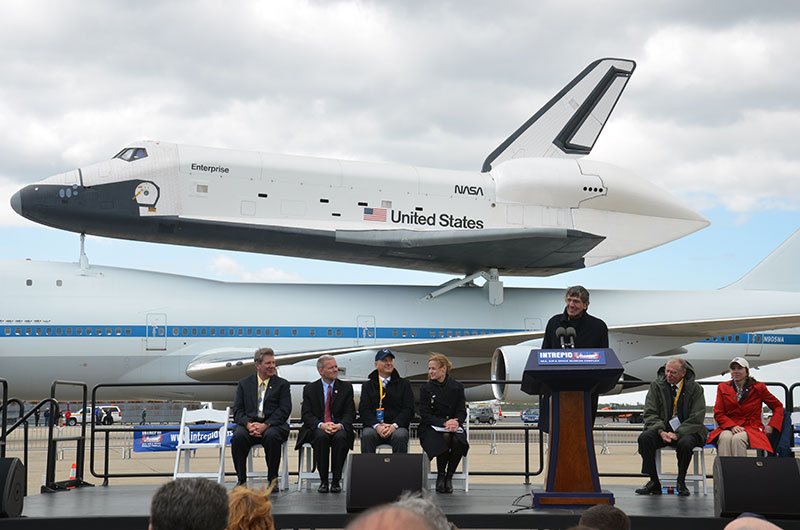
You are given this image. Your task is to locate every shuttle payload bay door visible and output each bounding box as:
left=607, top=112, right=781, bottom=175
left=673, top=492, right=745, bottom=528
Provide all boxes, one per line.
left=147, top=313, right=167, bottom=350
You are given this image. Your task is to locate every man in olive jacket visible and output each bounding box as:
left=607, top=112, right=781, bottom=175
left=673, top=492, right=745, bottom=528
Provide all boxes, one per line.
left=635, top=357, right=707, bottom=496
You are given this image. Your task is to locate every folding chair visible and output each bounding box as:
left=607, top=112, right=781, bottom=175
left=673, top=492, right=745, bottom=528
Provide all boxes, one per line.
left=173, top=406, right=230, bottom=484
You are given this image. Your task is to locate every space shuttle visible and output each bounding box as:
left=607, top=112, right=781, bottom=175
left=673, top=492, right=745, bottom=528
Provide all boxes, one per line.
left=11, top=58, right=708, bottom=277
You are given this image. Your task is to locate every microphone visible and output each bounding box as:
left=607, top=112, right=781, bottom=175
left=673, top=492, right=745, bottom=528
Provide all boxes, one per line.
left=556, top=327, right=566, bottom=348
left=565, top=327, right=576, bottom=348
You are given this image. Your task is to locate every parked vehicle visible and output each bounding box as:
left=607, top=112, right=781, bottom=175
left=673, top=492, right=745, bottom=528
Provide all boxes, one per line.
left=65, top=405, right=122, bottom=426
left=520, top=408, right=539, bottom=424
left=469, top=406, right=496, bottom=424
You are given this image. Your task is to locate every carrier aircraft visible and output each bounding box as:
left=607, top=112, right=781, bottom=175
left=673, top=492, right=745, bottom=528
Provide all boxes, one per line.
left=9, top=58, right=709, bottom=280
left=2, top=227, right=800, bottom=410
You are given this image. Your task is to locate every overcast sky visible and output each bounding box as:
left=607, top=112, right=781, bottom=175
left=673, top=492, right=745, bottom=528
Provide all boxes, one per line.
left=2, top=1, right=800, bottom=397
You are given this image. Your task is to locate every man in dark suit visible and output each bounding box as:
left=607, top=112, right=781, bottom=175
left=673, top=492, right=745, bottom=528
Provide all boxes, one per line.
left=296, top=354, right=355, bottom=493
left=359, top=348, right=415, bottom=453
left=231, top=347, right=291, bottom=487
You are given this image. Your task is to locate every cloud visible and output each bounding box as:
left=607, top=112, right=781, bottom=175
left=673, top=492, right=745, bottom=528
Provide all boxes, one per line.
left=208, top=254, right=304, bottom=283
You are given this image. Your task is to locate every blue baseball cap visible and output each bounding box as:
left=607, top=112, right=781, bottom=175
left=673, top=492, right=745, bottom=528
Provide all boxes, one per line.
left=375, top=348, right=395, bottom=361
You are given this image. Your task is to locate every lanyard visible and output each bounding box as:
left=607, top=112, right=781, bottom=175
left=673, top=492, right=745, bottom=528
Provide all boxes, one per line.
left=672, top=379, right=684, bottom=417
left=379, top=378, right=386, bottom=406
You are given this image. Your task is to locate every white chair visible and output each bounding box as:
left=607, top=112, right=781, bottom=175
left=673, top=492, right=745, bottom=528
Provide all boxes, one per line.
left=655, top=445, right=707, bottom=495
left=246, top=441, right=290, bottom=490
left=426, top=420, right=470, bottom=492
left=296, top=442, right=349, bottom=491
left=173, top=406, right=230, bottom=484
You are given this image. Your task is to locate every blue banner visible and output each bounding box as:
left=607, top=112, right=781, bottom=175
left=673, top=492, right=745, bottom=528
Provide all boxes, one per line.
left=538, top=349, right=606, bottom=365
left=133, top=424, right=234, bottom=452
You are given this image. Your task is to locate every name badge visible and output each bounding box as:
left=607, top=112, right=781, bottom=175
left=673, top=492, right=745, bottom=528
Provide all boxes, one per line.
left=376, top=408, right=385, bottom=423
left=669, top=417, right=681, bottom=431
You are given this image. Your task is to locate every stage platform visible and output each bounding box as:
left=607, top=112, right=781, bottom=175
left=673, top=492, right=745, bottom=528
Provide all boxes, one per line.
left=6, top=481, right=800, bottom=530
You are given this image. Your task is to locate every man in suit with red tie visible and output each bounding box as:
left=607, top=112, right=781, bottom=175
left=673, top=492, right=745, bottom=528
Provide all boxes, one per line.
left=296, top=354, right=355, bottom=493
left=231, top=347, right=292, bottom=488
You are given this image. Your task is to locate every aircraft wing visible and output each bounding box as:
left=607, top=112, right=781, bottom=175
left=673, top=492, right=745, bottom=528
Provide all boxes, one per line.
left=184, top=313, right=800, bottom=381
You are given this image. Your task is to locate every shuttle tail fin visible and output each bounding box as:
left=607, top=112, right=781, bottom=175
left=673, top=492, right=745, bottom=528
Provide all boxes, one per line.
left=726, top=228, right=800, bottom=292
left=481, top=58, right=636, bottom=172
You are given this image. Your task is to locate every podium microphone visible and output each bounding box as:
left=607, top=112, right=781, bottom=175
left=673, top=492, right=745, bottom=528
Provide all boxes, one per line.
left=565, top=327, right=576, bottom=348
left=556, top=327, right=567, bottom=348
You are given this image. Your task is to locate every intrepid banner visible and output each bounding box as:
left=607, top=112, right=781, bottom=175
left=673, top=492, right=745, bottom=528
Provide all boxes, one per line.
left=133, top=425, right=234, bottom=452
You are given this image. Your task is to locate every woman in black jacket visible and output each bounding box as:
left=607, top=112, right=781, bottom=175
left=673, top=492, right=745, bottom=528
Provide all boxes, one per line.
left=418, top=353, right=469, bottom=493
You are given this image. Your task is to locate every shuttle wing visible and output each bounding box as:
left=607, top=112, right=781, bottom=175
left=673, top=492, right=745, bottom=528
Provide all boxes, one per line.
left=185, top=313, right=800, bottom=381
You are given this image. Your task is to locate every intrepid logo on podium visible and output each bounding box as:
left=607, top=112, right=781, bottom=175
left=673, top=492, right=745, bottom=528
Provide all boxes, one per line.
left=538, top=349, right=606, bottom=365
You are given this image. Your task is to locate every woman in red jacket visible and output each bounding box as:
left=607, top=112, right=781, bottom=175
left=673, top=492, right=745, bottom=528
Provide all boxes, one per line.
left=707, top=357, right=784, bottom=456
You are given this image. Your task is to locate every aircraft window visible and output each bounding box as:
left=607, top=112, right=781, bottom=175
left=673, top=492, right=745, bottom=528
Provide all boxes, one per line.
left=430, top=331, right=436, bottom=338
left=96, top=328, right=102, bottom=335
left=86, top=328, right=92, bottom=336
left=66, top=327, right=72, bottom=335
left=219, top=328, right=225, bottom=336
left=247, top=329, right=253, bottom=336
left=105, top=327, right=112, bottom=335
left=392, top=330, right=398, bottom=337
left=415, top=206, right=423, bottom=211
left=402, top=330, right=407, bottom=338
left=735, top=335, right=740, bottom=342
left=182, top=328, right=188, bottom=336
left=229, top=328, right=235, bottom=336
left=201, top=328, right=207, bottom=336
left=76, top=328, right=83, bottom=336
left=56, top=280, right=63, bottom=287
left=4, top=328, right=9, bottom=336
left=320, top=198, right=329, bottom=203
left=15, top=327, right=21, bottom=335
left=309, top=329, right=315, bottom=337
left=258, top=193, right=268, bottom=198
left=456, top=331, right=462, bottom=337
left=256, top=329, right=262, bottom=337
left=35, top=328, right=42, bottom=336
left=447, top=330, right=453, bottom=337
left=210, top=328, right=216, bottom=336
left=26, top=279, right=32, bottom=286
left=411, top=330, right=416, bottom=338
left=238, top=328, right=244, bottom=336
left=125, top=328, right=131, bottom=335
left=381, top=200, right=392, bottom=209
left=327, top=329, right=333, bottom=337
left=114, top=147, right=148, bottom=162
left=191, top=328, right=198, bottom=336
left=756, top=335, right=762, bottom=343
left=728, top=335, right=733, bottom=342
left=292, top=329, right=297, bottom=337
left=172, top=329, right=179, bottom=336
left=265, top=329, right=271, bottom=336
left=438, top=331, right=444, bottom=337
left=274, top=329, right=280, bottom=336
left=336, top=329, right=342, bottom=337
left=46, top=328, right=52, bottom=336
left=367, top=329, right=374, bottom=337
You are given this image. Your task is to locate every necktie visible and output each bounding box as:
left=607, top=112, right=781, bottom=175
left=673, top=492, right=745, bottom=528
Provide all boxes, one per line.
left=671, top=384, right=677, bottom=398
left=258, top=382, right=266, bottom=417
left=324, top=384, right=332, bottom=423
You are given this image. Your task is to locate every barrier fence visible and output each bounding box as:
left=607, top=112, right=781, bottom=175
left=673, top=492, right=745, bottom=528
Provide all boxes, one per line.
left=1, top=378, right=797, bottom=493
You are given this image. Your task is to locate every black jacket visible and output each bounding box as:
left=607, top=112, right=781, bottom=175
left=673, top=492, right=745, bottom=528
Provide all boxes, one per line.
left=358, top=368, right=414, bottom=428
left=541, top=309, right=609, bottom=350
left=418, top=375, right=469, bottom=458
left=232, top=374, right=291, bottom=433
left=296, top=378, right=356, bottom=449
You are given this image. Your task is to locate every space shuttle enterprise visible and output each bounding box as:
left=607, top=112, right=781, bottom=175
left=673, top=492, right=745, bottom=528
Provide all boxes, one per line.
left=11, top=58, right=708, bottom=276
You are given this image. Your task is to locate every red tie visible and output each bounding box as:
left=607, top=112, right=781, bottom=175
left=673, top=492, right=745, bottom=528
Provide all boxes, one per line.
left=324, top=384, right=332, bottom=423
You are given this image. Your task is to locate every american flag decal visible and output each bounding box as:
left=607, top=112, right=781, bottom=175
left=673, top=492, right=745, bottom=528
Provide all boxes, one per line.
left=363, top=207, right=387, bottom=222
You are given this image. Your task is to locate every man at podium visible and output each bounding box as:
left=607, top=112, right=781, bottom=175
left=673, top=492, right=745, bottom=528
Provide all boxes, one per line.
left=539, top=286, right=609, bottom=431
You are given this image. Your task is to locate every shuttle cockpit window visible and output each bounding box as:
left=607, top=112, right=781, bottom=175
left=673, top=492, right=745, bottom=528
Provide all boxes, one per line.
left=113, top=147, right=148, bottom=162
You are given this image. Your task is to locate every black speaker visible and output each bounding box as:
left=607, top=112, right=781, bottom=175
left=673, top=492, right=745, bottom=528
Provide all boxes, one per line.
left=346, top=453, right=427, bottom=513
left=0, top=457, right=25, bottom=518
left=714, top=456, right=800, bottom=518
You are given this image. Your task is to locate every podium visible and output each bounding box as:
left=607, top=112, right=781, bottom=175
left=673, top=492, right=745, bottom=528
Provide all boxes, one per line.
left=521, top=348, right=622, bottom=508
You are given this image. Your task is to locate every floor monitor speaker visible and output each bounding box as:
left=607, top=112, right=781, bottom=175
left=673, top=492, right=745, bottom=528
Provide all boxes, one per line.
left=714, top=456, right=800, bottom=519
left=0, top=457, right=25, bottom=518
left=346, top=453, right=427, bottom=513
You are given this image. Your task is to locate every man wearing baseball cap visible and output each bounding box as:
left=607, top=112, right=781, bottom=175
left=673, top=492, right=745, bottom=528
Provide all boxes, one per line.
left=358, top=348, right=415, bottom=453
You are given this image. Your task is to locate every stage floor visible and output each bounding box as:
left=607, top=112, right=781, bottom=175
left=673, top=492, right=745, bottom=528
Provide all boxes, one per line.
left=11, top=481, right=800, bottom=530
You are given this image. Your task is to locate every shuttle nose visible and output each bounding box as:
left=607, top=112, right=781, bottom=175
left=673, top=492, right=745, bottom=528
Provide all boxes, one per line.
left=10, top=189, right=22, bottom=216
